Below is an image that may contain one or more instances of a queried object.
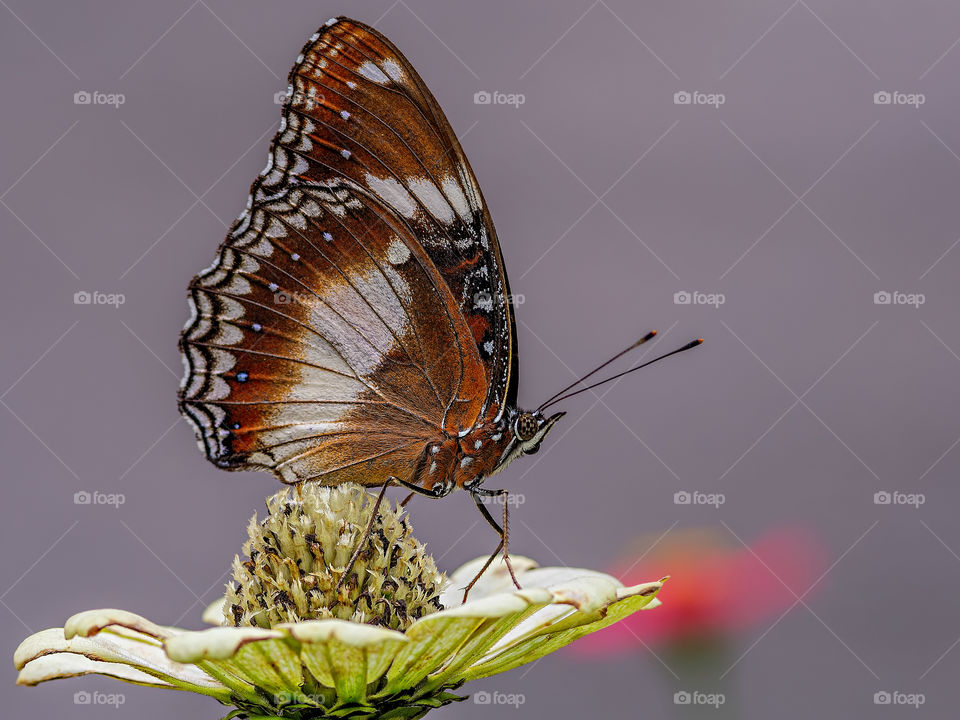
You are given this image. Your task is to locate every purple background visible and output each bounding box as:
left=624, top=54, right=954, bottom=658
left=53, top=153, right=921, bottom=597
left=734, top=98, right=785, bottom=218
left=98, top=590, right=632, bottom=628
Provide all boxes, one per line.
left=3, top=1, right=960, bottom=718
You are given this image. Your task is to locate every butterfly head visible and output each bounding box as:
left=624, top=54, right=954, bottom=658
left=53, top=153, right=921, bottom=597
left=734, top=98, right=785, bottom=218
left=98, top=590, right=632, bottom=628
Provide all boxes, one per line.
left=488, top=409, right=565, bottom=475
left=513, top=410, right=564, bottom=453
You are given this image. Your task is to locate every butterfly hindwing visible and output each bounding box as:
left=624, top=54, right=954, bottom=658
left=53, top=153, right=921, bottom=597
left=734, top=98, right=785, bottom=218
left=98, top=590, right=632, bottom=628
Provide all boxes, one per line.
left=180, top=186, right=486, bottom=483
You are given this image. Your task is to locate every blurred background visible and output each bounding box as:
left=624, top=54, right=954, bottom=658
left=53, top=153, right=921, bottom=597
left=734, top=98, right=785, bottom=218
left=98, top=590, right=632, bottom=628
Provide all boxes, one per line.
left=2, top=1, right=959, bottom=717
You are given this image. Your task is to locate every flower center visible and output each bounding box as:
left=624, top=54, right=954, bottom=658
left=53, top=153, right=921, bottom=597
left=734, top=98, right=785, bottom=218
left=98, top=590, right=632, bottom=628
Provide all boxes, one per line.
left=223, top=483, right=445, bottom=631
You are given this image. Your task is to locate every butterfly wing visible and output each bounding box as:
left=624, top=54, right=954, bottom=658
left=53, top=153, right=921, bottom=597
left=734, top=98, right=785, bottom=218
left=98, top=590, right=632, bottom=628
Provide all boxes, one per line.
left=289, top=17, right=517, bottom=415
left=179, top=17, right=513, bottom=485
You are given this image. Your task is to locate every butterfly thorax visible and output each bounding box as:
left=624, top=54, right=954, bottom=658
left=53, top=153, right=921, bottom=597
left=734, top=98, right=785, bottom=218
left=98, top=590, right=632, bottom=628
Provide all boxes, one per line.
left=416, top=410, right=513, bottom=496
left=416, top=406, right=564, bottom=496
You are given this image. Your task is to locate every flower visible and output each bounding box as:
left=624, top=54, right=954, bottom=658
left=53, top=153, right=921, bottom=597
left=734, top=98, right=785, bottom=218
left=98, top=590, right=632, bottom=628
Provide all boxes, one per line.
left=15, top=484, right=664, bottom=720
left=223, top=484, right=444, bottom=631
left=573, top=526, right=824, bottom=654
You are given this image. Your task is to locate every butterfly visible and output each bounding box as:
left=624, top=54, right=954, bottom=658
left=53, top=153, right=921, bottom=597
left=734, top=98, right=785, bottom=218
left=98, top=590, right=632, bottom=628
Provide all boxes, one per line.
left=178, top=16, right=701, bottom=596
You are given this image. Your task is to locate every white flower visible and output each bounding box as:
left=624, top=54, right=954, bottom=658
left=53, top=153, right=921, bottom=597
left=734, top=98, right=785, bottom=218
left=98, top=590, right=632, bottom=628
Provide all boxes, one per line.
left=14, top=485, right=663, bottom=719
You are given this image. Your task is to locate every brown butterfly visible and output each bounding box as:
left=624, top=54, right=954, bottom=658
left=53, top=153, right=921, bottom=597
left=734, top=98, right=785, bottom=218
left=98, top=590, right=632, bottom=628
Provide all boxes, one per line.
left=178, top=17, right=700, bottom=596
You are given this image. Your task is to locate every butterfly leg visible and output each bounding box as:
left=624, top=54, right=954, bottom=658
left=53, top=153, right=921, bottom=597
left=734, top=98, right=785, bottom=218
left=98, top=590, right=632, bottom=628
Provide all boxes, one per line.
left=462, top=489, right=521, bottom=603
left=390, top=475, right=450, bottom=498
left=336, top=476, right=395, bottom=598
left=336, top=476, right=446, bottom=598
left=461, top=537, right=504, bottom=603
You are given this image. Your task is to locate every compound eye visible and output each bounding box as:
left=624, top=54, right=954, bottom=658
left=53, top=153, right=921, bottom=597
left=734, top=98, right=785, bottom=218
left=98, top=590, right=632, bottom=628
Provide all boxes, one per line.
left=515, top=413, right=539, bottom=441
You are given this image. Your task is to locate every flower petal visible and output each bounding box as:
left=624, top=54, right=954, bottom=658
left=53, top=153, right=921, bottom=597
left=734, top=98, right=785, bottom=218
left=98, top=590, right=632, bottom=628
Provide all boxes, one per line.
left=462, top=580, right=664, bottom=681
left=440, top=555, right=539, bottom=605
left=202, top=599, right=227, bottom=626
left=14, top=627, right=228, bottom=697
left=65, top=608, right=174, bottom=642
left=280, top=620, right=408, bottom=704
left=18, top=653, right=174, bottom=688
left=163, top=626, right=284, bottom=662
left=484, top=567, right=623, bottom=650
left=164, top=626, right=301, bottom=697
left=381, top=588, right=553, bottom=697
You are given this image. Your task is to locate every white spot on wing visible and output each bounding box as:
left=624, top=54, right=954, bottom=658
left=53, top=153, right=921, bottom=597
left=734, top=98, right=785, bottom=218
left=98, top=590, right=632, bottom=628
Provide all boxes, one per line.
left=382, top=59, right=405, bottom=83
left=408, top=177, right=454, bottom=225
left=441, top=175, right=472, bottom=221
left=387, top=236, right=411, bottom=265
left=358, top=61, right=390, bottom=84
left=291, top=155, right=309, bottom=175
left=364, top=174, right=417, bottom=218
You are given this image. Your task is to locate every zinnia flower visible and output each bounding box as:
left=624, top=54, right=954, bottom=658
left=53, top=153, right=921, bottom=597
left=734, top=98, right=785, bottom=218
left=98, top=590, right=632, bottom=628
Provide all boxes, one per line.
left=15, top=484, right=664, bottom=719
left=574, top=526, right=823, bottom=654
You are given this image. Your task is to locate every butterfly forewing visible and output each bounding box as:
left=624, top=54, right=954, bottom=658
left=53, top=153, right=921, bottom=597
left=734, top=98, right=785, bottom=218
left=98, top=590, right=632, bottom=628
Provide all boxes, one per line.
left=179, top=17, right=513, bottom=485
left=289, top=18, right=516, bottom=414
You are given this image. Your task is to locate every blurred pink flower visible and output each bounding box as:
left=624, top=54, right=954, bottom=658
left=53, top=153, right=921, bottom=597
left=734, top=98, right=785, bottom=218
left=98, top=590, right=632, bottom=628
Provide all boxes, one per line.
left=576, top=527, right=826, bottom=654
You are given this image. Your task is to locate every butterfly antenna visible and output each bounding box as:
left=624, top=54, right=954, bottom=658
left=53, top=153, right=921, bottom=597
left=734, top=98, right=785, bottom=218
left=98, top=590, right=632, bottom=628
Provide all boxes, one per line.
left=539, top=338, right=703, bottom=410
left=537, top=331, right=658, bottom=411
